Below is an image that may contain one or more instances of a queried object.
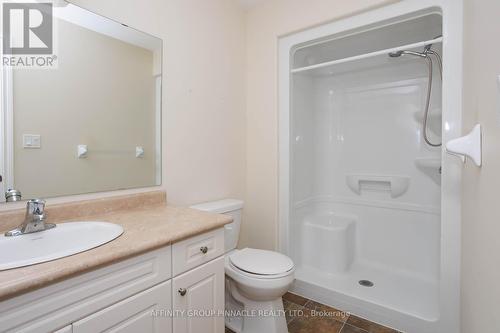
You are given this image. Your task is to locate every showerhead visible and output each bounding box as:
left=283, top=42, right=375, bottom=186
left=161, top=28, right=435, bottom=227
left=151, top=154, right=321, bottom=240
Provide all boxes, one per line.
left=388, top=50, right=427, bottom=58
left=387, top=45, right=443, bottom=147
left=388, top=51, right=404, bottom=57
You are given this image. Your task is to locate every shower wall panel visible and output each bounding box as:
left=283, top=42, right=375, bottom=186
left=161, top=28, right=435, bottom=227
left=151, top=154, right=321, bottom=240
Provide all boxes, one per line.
left=291, top=59, right=442, bottom=280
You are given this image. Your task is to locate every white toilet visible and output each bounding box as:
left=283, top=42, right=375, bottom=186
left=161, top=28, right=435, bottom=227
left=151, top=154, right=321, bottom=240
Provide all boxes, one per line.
left=190, top=199, right=295, bottom=333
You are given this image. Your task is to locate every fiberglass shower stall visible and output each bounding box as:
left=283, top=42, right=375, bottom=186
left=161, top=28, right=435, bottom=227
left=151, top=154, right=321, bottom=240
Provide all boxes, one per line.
left=279, top=1, right=463, bottom=333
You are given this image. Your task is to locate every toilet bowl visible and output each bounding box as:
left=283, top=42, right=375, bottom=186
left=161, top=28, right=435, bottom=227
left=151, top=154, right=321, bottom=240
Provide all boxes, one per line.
left=225, top=248, right=294, bottom=333
left=190, top=200, right=295, bottom=333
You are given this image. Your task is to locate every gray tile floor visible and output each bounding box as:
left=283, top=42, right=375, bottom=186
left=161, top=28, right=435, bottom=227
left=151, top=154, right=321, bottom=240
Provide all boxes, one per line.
left=226, top=292, right=402, bottom=333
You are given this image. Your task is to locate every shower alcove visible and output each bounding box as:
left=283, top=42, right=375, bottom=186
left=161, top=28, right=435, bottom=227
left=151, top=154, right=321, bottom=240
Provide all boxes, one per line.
left=278, top=1, right=463, bottom=333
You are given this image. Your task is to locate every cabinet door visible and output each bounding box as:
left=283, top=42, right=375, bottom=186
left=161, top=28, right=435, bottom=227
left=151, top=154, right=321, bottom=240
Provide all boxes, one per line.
left=73, top=280, right=172, bottom=333
left=173, top=256, right=224, bottom=333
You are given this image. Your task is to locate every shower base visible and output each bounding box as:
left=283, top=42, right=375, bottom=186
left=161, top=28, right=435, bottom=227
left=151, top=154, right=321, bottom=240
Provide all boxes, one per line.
left=291, top=262, right=439, bottom=332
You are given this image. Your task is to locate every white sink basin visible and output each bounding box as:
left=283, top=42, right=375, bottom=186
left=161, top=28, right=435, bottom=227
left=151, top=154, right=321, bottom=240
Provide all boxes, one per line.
left=0, top=222, right=123, bottom=271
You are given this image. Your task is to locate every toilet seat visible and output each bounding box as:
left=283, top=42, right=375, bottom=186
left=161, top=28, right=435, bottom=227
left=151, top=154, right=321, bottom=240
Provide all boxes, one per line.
left=228, top=248, right=294, bottom=279
left=224, top=248, right=295, bottom=333
left=225, top=253, right=295, bottom=298
left=228, top=261, right=293, bottom=279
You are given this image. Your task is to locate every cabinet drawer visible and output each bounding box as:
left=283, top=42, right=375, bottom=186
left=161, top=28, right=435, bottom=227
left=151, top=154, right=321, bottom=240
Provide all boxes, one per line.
left=73, top=280, right=172, bottom=333
left=0, top=246, right=171, bottom=333
left=172, top=228, right=224, bottom=276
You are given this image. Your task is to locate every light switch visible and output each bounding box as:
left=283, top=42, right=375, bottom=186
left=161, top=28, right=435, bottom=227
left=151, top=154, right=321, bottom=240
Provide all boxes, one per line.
left=31, top=135, right=41, bottom=147
left=23, top=134, right=41, bottom=148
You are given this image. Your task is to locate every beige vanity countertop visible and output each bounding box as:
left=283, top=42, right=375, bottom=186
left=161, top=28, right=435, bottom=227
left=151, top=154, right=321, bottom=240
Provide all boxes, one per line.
left=0, top=195, right=232, bottom=302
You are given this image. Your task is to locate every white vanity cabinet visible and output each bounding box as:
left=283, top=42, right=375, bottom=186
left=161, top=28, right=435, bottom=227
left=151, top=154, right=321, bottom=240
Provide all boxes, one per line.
left=172, top=226, right=226, bottom=333
left=0, top=228, right=225, bottom=333
left=173, top=257, right=225, bottom=333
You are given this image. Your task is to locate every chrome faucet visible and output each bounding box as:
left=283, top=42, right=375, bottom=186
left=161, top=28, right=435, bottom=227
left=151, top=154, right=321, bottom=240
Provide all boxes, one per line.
left=4, top=199, right=56, bottom=237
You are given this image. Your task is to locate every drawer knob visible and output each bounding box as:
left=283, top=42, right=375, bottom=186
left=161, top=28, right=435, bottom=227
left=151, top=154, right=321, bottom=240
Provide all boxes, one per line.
left=200, top=246, right=208, bottom=254
left=178, top=288, right=187, bottom=296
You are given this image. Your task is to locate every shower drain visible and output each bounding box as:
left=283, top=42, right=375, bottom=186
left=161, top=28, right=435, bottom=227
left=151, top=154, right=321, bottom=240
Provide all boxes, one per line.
left=358, top=280, right=374, bottom=287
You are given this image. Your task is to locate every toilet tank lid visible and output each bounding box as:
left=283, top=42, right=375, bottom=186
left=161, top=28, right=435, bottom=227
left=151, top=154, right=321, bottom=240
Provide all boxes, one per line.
left=190, top=199, right=243, bottom=214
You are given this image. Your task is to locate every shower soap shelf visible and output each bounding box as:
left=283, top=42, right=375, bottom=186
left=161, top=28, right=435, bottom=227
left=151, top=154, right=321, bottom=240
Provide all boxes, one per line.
left=415, top=158, right=441, bottom=171
left=415, top=158, right=441, bottom=185
left=346, top=175, right=410, bottom=198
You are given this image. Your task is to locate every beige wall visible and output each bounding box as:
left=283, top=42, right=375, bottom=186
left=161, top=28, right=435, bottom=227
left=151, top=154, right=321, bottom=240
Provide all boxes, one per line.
left=13, top=19, right=157, bottom=198
left=0, top=0, right=246, bottom=210
left=461, top=0, right=500, bottom=332
left=70, top=0, right=246, bottom=207
left=241, top=0, right=397, bottom=250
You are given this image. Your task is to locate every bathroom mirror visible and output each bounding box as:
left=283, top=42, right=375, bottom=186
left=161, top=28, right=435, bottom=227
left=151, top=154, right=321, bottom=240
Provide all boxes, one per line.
left=0, top=1, right=162, bottom=201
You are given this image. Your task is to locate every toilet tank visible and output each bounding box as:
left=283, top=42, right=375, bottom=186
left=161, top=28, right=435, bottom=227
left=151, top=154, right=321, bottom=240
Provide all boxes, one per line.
left=189, top=199, right=244, bottom=253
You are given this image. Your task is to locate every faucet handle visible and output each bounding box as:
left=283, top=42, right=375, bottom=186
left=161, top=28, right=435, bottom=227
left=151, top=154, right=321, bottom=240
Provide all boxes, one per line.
left=5, top=198, right=54, bottom=236
left=26, top=199, right=46, bottom=216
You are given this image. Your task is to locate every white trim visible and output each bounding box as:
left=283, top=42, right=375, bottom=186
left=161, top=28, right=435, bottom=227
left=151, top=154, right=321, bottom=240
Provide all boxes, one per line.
left=4, top=68, right=14, bottom=192
left=0, top=64, right=4, bottom=202
left=1, top=39, right=15, bottom=202
left=278, top=1, right=462, bottom=332
left=155, top=75, right=161, bottom=185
